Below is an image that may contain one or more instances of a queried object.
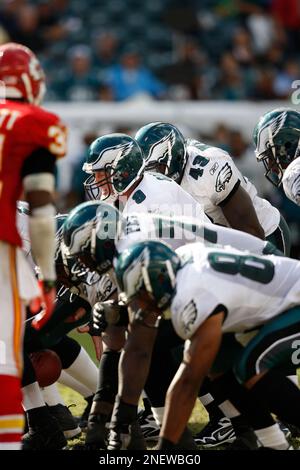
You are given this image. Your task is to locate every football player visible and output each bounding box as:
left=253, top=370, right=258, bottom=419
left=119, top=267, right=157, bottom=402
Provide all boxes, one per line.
left=115, top=240, right=300, bottom=450
left=81, top=133, right=214, bottom=447
left=62, top=201, right=282, bottom=450
left=135, top=122, right=291, bottom=255
left=253, top=108, right=300, bottom=207
left=17, top=207, right=101, bottom=448
left=82, top=133, right=210, bottom=223
left=135, top=121, right=292, bottom=445
left=0, top=42, right=67, bottom=449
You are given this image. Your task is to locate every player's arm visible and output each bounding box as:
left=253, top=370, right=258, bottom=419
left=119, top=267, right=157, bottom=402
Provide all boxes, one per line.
left=22, top=147, right=57, bottom=328
left=158, top=311, right=224, bottom=447
left=220, top=184, right=265, bottom=239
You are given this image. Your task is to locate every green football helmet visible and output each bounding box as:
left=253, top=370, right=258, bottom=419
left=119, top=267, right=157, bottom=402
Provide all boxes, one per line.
left=135, top=122, right=187, bottom=183
left=54, top=214, right=89, bottom=287
left=115, top=240, right=181, bottom=311
left=253, top=108, right=300, bottom=186
left=83, top=133, right=146, bottom=201
left=62, top=200, right=121, bottom=275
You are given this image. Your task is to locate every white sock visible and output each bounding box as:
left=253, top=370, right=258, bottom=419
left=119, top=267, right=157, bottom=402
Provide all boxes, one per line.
left=255, top=423, right=289, bottom=450
left=199, top=393, right=214, bottom=407
left=63, top=347, right=98, bottom=394
left=58, top=370, right=94, bottom=398
left=151, top=407, right=164, bottom=426
left=42, top=383, right=65, bottom=407
left=0, top=443, right=22, bottom=450
left=22, top=382, right=45, bottom=411
left=287, top=375, right=299, bottom=387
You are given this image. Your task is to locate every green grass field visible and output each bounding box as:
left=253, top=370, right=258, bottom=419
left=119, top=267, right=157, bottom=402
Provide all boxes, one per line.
left=61, top=331, right=300, bottom=450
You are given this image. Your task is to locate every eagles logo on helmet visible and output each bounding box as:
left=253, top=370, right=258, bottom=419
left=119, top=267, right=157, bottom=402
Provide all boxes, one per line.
left=135, top=122, right=187, bottom=183
left=82, top=134, right=145, bottom=201
left=253, top=108, right=300, bottom=186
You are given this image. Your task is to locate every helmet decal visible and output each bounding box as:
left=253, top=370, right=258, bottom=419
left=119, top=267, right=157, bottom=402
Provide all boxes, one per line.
left=86, top=140, right=135, bottom=171
left=257, top=111, right=288, bottom=156
left=136, top=122, right=186, bottom=183
left=68, top=216, right=97, bottom=255
left=63, top=201, right=121, bottom=276
left=83, top=134, right=145, bottom=199
left=269, top=111, right=288, bottom=138
left=123, top=246, right=151, bottom=300
left=147, top=129, right=176, bottom=172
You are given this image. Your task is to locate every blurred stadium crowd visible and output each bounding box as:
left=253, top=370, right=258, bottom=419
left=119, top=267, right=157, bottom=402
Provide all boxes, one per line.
left=1, top=0, right=300, bottom=255
left=1, top=0, right=300, bottom=102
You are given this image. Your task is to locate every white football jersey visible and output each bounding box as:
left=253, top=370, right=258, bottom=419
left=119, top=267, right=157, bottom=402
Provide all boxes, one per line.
left=121, top=172, right=211, bottom=224
left=171, top=243, right=300, bottom=340
left=282, top=157, right=300, bottom=206
left=17, top=205, right=116, bottom=308
left=70, top=272, right=116, bottom=307
left=116, top=212, right=275, bottom=255
left=181, top=141, right=280, bottom=236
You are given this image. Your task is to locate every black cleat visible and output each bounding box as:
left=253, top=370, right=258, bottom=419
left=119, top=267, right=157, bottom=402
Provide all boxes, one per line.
left=279, top=421, right=300, bottom=438
left=48, top=404, right=81, bottom=439
left=137, top=408, right=160, bottom=443
left=78, top=395, right=94, bottom=431
left=194, top=417, right=235, bottom=448
left=177, top=427, right=198, bottom=450
left=127, top=421, right=147, bottom=450
left=22, top=419, right=67, bottom=450
left=85, top=413, right=108, bottom=450
left=226, top=430, right=259, bottom=450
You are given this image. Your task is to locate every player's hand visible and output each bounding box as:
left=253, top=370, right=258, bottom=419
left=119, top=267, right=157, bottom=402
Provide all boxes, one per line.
left=92, top=301, right=121, bottom=333
left=31, top=280, right=56, bottom=330
left=77, top=323, right=103, bottom=361
left=92, top=303, right=108, bottom=333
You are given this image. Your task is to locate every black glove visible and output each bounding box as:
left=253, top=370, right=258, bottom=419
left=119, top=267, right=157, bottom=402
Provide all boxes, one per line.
left=92, top=301, right=121, bottom=333
left=87, top=317, right=102, bottom=337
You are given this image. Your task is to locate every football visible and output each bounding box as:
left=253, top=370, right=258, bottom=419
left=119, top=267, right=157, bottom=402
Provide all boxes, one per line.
left=29, top=349, right=62, bottom=388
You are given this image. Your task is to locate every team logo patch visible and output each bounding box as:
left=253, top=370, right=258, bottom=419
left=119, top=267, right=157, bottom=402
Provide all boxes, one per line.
left=181, top=300, right=197, bottom=335
left=97, top=274, right=114, bottom=301
left=215, top=163, right=233, bottom=192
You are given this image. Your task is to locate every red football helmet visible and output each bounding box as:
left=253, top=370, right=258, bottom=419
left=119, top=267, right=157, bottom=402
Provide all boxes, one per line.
left=0, top=42, right=46, bottom=105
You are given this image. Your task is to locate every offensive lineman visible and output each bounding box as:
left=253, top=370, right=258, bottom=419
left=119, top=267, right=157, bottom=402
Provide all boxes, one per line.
left=253, top=108, right=300, bottom=207
left=115, top=240, right=300, bottom=450
left=135, top=122, right=290, bottom=255
left=62, top=201, right=283, bottom=450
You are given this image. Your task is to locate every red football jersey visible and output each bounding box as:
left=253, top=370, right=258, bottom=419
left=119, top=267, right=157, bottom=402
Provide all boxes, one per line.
left=0, top=100, right=67, bottom=246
